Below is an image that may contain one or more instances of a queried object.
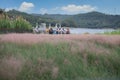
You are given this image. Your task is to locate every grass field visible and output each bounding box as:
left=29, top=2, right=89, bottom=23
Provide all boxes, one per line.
left=104, top=30, right=120, bottom=35
left=0, top=33, right=120, bottom=80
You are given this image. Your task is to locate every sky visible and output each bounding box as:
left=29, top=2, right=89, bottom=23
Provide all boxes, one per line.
left=0, top=0, right=120, bottom=15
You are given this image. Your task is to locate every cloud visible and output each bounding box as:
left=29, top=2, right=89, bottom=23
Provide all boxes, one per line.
left=61, top=4, right=96, bottom=13
left=5, top=7, right=17, bottom=11
left=52, top=7, right=60, bottom=11
left=18, top=2, right=34, bottom=12
left=40, top=8, right=48, bottom=14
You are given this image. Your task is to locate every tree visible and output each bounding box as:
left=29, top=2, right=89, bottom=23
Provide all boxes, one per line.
left=62, top=19, right=77, bottom=27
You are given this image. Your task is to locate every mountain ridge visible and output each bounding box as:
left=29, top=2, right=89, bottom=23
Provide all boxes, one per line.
left=7, top=9, right=120, bottom=28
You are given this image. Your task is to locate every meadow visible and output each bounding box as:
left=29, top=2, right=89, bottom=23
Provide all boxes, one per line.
left=0, top=33, right=120, bottom=80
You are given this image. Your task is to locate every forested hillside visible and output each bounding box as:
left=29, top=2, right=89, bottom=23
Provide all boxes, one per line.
left=7, top=10, right=58, bottom=27
left=71, top=12, right=120, bottom=28
left=7, top=9, right=120, bottom=28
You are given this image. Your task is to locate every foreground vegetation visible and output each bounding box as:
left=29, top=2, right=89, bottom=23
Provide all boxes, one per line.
left=104, top=29, right=120, bottom=34
left=0, top=34, right=120, bottom=80
left=0, top=9, right=32, bottom=33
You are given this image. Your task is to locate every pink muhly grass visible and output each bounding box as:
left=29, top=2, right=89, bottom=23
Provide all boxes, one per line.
left=0, top=33, right=120, bottom=46
left=0, top=56, right=24, bottom=80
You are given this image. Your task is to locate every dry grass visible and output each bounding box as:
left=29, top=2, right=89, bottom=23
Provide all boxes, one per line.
left=52, top=66, right=59, bottom=79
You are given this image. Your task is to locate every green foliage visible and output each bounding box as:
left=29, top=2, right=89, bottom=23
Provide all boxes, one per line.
left=0, top=41, right=120, bottom=80
left=0, top=19, right=11, bottom=31
left=0, top=10, right=32, bottom=33
left=0, top=18, right=32, bottom=33
left=104, top=30, right=120, bottom=34
left=7, top=9, right=59, bottom=27
left=69, top=12, right=120, bottom=28
left=62, top=18, right=77, bottom=27
left=13, top=17, right=32, bottom=32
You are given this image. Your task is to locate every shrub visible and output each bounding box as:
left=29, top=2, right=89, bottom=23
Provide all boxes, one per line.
left=0, top=19, right=11, bottom=33
left=13, top=17, right=32, bottom=33
left=0, top=16, right=32, bottom=33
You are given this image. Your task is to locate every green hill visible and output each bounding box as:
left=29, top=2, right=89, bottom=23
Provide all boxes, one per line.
left=7, top=10, right=58, bottom=27
left=7, top=9, right=120, bottom=28
left=71, top=11, right=120, bottom=28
